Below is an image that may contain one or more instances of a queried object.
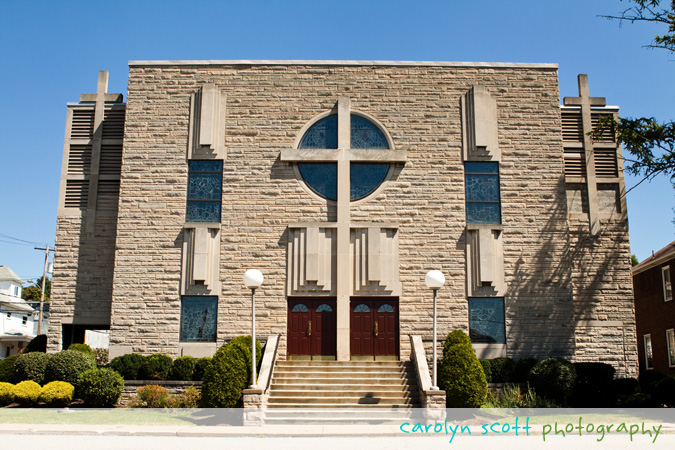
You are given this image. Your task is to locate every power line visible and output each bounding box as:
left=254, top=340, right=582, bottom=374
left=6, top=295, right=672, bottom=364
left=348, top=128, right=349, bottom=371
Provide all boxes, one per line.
left=0, top=232, right=48, bottom=247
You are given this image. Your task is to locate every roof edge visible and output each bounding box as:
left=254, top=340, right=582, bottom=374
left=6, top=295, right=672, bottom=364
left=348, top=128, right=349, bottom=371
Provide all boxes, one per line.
left=128, top=59, right=558, bottom=69
left=633, top=250, right=675, bottom=276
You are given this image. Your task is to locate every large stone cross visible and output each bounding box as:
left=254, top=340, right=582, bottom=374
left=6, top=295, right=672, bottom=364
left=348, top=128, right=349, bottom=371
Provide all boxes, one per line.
left=281, top=97, right=406, bottom=360
left=563, top=74, right=606, bottom=236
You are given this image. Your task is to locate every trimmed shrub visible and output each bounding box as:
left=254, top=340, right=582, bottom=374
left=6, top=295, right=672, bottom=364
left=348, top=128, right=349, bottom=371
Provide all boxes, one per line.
left=44, top=349, right=96, bottom=387
left=639, top=369, right=668, bottom=396
left=489, top=358, right=516, bottom=383
left=93, top=348, right=109, bottom=367
left=78, top=368, right=124, bottom=407
left=0, top=355, right=19, bottom=383
left=38, top=381, right=74, bottom=407
left=570, top=362, right=616, bottom=407
left=193, top=357, right=212, bottom=381
left=442, top=329, right=472, bottom=354
left=13, top=380, right=41, bottom=405
left=613, top=377, right=640, bottom=397
left=0, top=382, right=15, bottom=406
left=67, top=343, right=94, bottom=356
left=138, top=353, right=172, bottom=380
left=620, top=392, right=654, bottom=407
left=169, top=356, right=196, bottom=381
left=514, top=358, right=538, bottom=383
left=479, top=359, right=492, bottom=383
left=133, top=384, right=172, bottom=408
left=13, top=352, right=51, bottom=384
left=201, top=336, right=262, bottom=408
left=438, top=330, right=487, bottom=408
left=109, top=353, right=145, bottom=380
left=528, top=358, right=576, bottom=405
left=653, top=375, right=675, bottom=407
left=23, top=334, right=47, bottom=353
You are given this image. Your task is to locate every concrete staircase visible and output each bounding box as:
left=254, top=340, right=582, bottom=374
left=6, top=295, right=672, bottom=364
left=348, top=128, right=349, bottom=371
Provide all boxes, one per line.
left=264, top=360, right=420, bottom=423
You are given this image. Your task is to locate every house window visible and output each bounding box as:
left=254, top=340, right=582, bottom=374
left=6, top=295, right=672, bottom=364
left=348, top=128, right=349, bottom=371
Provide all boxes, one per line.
left=6, top=312, right=11, bottom=318
left=297, top=114, right=390, bottom=201
left=667, top=329, right=675, bottom=368
left=468, top=297, right=505, bottom=343
left=643, top=334, right=654, bottom=370
left=180, top=296, right=217, bottom=342
left=186, top=160, right=223, bottom=222
left=465, top=162, right=501, bottom=224
left=22, top=316, right=27, bottom=325
left=662, top=266, right=672, bottom=302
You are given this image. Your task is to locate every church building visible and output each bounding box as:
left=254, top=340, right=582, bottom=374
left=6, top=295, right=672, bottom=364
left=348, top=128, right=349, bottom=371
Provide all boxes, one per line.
left=48, top=60, right=638, bottom=377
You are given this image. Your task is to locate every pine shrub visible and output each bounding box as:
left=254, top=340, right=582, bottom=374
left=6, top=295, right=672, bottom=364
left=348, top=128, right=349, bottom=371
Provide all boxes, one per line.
left=0, top=382, right=14, bottom=406
left=201, top=336, right=262, bottom=408
left=13, top=380, right=41, bottom=405
left=479, top=359, right=492, bottom=383
left=138, top=354, right=173, bottom=380
left=38, top=381, right=74, bottom=407
left=67, top=343, right=94, bottom=356
left=192, top=357, right=212, bottom=381
left=168, top=356, right=196, bottom=381
left=438, top=330, right=487, bottom=408
left=44, top=349, right=96, bottom=387
left=13, top=352, right=51, bottom=384
left=0, top=355, right=19, bottom=383
left=109, top=353, right=145, bottom=380
left=489, top=358, right=516, bottom=383
left=23, top=334, right=47, bottom=353
left=78, top=368, right=124, bottom=407
left=528, top=358, right=576, bottom=404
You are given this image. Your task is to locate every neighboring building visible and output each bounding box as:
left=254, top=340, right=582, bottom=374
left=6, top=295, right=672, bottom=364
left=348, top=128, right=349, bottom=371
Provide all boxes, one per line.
left=633, top=241, right=675, bottom=375
left=0, top=266, right=36, bottom=358
left=49, top=61, right=638, bottom=377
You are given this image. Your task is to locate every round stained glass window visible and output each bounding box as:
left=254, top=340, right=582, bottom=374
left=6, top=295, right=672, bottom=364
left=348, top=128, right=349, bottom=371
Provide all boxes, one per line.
left=297, top=114, right=391, bottom=201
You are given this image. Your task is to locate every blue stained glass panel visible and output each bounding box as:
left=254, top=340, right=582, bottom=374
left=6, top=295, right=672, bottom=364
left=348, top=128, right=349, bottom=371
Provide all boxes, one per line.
left=350, top=115, right=389, bottom=149
left=298, top=115, right=338, bottom=149
left=186, top=201, right=221, bottom=222
left=292, top=304, right=309, bottom=312
left=189, top=160, right=223, bottom=172
left=378, top=304, right=395, bottom=312
left=468, top=297, right=505, bottom=344
left=316, top=304, right=333, bottom=312
left=465, top=174, right=500, bottom=202
left=466, top=203, right=501, bottom=224
left=298, top=163, right=337, bottom=201
left=187, top=160, right=222, bottom=222
left=354, top=304, right=370, bottom=312
left=465, top=162, right=498, bottom=174
left=351, top=163, right=389, bottom=200
left=465, top=162, right=501, bottom=224
left=180, top=296, right=218, bottom=342
left=188, top=173, right=222, bottom=200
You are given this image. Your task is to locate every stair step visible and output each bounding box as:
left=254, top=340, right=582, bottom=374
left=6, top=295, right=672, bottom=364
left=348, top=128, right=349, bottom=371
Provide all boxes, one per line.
left=266, top=402, right=420, bottom=408
left=267, top=396, right=418, bottom=405
left=269, top=383, right=417, bottom=391
left=268, top=390, right=418, bottom=398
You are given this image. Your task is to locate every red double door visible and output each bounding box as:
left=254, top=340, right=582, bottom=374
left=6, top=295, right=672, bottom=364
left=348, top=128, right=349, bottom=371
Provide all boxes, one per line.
left=350, top=298, right=399, bottom=359
left=287, top=298, right=337, bottom=359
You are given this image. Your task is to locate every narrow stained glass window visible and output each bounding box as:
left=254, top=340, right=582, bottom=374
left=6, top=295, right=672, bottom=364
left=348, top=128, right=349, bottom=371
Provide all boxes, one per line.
left=468, top=297, right=505, bottom=343
left=465, top=162, right=501, bottom=224
left=186, top=160, right=222, bottom=222
left=180, top=296, right=217, bottom=342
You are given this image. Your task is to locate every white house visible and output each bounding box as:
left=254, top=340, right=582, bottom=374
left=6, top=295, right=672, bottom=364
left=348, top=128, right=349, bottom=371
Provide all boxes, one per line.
left=0, top=266, right=37, bottom=358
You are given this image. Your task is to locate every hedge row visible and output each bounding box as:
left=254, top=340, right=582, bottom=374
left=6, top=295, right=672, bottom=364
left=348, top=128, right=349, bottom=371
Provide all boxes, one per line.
left=109, top=353, right=212, bottom=381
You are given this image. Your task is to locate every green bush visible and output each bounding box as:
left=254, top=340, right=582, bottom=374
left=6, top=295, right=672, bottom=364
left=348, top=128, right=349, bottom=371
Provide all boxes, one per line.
left=93, top=348, right=109, bottom=367
left=514, top=358, right=538, bottom=383
left=620, top=392, right=654, bottom=407
left=169, top=356, right=196, bottom=381
left=489, top=358, right=516, bottom=383
left=138, top=353, right=172, bottom=380
left=442, top=329, right=472, bottom=355
left=613, top=377, right=640, bottom=397
left=639, top=369, right=668, bottom=396
left=653, top=375, right=675, bottom=407
left=13, top=380, right=41, bottom=405
left=438, top=331, right=487, bottom=408
left=570, top=362, right=616, bottom=407
left=67, top=343, right=94, bottom=356
left=44, top=349, right=96, bottom=387
left=479, top=359, right=492, bottom=383
left=23, top=334, right=47, bottom=353
left=528, top=358, right=576, bottom=405
left=0, top=382, right=15, bottom=406
left=193, top=357, right=212, bottom=381
left=38, top=381, right=74, bottom=407
left=0, top=355, right=19, bottom=383
left=175, top=385, right=200, bottom=408
left=13, top=352, right=51, bottom=384
left=130, top=384, right=172, bottom=408
left=201, top=336, right=262, bottom=408
left=109, top=353, right=145, bottom=380
left=78, top=368, right=124, bottom=407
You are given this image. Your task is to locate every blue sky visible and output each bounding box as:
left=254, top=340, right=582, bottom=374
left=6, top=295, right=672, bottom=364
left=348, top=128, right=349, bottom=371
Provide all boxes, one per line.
left=1, top=0, right=674, bottom=281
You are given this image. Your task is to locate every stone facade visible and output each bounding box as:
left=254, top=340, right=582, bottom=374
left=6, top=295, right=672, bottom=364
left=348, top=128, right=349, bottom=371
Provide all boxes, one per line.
left=49, top=61, right=638, bottom=377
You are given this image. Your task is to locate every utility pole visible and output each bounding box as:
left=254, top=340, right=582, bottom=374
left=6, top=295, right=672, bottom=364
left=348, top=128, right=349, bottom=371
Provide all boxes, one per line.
left=34, top=245, right=53, bottom=335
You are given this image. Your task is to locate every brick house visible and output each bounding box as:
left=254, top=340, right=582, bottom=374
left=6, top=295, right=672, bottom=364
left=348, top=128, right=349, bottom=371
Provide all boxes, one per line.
left=48, top=61, right=638, bottom=377
left=633, top=241, right=675, bottom=375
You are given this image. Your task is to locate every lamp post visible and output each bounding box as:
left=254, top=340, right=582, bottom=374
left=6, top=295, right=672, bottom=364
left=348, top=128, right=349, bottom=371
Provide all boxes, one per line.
left=425, top=270, right=445, bottom=390
left=243, top=269, right=263, bottom=388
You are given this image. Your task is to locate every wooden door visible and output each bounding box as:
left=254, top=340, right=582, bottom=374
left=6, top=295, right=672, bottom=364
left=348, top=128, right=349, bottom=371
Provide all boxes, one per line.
left=350, top=298, right=399, bottom=359
left=287, top=298, right=336, bottom=359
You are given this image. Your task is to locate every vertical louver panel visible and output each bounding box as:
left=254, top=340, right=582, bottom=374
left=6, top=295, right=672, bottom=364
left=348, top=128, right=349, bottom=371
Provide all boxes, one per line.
left=102, top=107, right=125, bottom=139
left=594, top=148, right=618, bottom=177
left=564, top=148, right=586, bottom=177
left=70, top=109, right=95, bottom=140
left=96, top=180, right=120, bottom=210
left=64, top=180, right=89, bottom=208
left=67, top=145, right=92, bottom=175
left=99, top=145, right=122, bottom=175
left=562, top=111, right=583, bottom=142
